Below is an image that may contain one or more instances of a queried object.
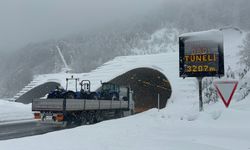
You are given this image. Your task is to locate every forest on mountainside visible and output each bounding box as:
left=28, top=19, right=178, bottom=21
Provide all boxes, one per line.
left=0, top=0, right=249, bottom=98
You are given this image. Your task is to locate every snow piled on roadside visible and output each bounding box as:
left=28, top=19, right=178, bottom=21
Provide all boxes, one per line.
left=0, top=100, right=32, bottom=122
left=0, top=98, right=249, bottom=150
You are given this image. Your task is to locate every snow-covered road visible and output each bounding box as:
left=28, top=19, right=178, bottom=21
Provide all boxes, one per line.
left=0, top=28, right=249, bottom=149
left=0, top=98, right=250, bottom=150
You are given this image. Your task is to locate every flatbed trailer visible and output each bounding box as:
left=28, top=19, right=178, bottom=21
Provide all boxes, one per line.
left=32, top=97, right=133, bottom=126
left=32, top=98, right=129, bottom=112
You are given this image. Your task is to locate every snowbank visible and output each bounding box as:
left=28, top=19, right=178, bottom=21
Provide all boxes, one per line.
left=0, top=99, right=32, bottom=122
left=0, top=99, right=249, bottom=150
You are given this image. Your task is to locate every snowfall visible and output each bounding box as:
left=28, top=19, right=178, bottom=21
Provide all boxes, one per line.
left=0, top=28, right=249, bottom=150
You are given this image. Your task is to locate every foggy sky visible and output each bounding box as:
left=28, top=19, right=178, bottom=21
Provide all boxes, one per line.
left=0, top=0, right=165, bottom=52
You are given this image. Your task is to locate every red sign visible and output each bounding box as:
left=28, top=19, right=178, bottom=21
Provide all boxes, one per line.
left=214, top=81, right=238, bottom=108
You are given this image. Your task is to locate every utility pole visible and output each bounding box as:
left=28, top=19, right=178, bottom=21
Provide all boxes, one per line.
left=197, top=77, right=203, bottom=112
left=157, top=93, right=160, bottom=112
left=56, top=45, right=72, bottom=73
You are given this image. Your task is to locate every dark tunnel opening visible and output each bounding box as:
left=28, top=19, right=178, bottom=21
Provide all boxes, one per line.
left=15, top=82, right=60, bottom=104
left=109, top=68, right=172, bottom=113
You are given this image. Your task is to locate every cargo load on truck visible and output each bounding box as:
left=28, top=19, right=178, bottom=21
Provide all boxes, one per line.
left=32, top=76, right=134, bottom=127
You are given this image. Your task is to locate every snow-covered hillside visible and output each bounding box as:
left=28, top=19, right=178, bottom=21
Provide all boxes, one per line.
left=0, top=27, right=249, bottom=149
left=131, top=28, right=179, bottom=54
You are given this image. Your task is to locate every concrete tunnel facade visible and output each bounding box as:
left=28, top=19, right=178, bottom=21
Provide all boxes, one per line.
left=15, top=82, right=60, bottom=104
left=108, top=67, right=172, bottom=113
left=15, top=67, right=172, bottom=113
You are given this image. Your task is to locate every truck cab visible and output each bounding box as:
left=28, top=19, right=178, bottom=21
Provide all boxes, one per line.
left=99, top=82, right=128, bottom=101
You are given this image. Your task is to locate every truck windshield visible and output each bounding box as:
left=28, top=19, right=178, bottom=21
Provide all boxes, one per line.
left=102, top=84, right=110, bottom=90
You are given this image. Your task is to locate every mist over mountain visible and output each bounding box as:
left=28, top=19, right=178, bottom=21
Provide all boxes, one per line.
left=0, top=0, right=249, bottom=98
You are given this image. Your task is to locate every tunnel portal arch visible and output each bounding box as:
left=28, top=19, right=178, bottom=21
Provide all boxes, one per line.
left=109, top=67, right=172, bottom=113
left=15, top=82, right=60, bottom=104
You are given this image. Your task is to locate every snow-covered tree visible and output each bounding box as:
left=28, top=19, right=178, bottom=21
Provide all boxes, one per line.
left=240, top=33, right=250, bottom=69
left=237, top=33, right=250, bottom=100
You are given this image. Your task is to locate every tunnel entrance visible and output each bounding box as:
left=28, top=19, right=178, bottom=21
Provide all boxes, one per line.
left=15, top=68, right=172, bottom=111
left=109, top=68, right=172, bottom=113
left=15, top=82, right=60, bottom=104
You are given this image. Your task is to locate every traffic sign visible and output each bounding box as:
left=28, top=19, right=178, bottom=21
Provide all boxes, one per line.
left=179, top=30, right=224, bottom=78
left=214, top=81, right=238, bottom=108
left=179, top=29, right=225, bottom=112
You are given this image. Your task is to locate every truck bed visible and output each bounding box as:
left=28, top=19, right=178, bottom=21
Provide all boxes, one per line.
left=32, top=98, right=129, bottom=112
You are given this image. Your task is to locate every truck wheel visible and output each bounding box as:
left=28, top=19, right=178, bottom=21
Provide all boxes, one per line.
left=94, top=111, right=102, bottom=123
left=78, top=113, right=88, bottom=125
left=115, top=110, right=124, bottom=118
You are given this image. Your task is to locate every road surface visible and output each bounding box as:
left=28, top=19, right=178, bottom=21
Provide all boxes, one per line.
left=0, top=120, right=64, bottom=141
